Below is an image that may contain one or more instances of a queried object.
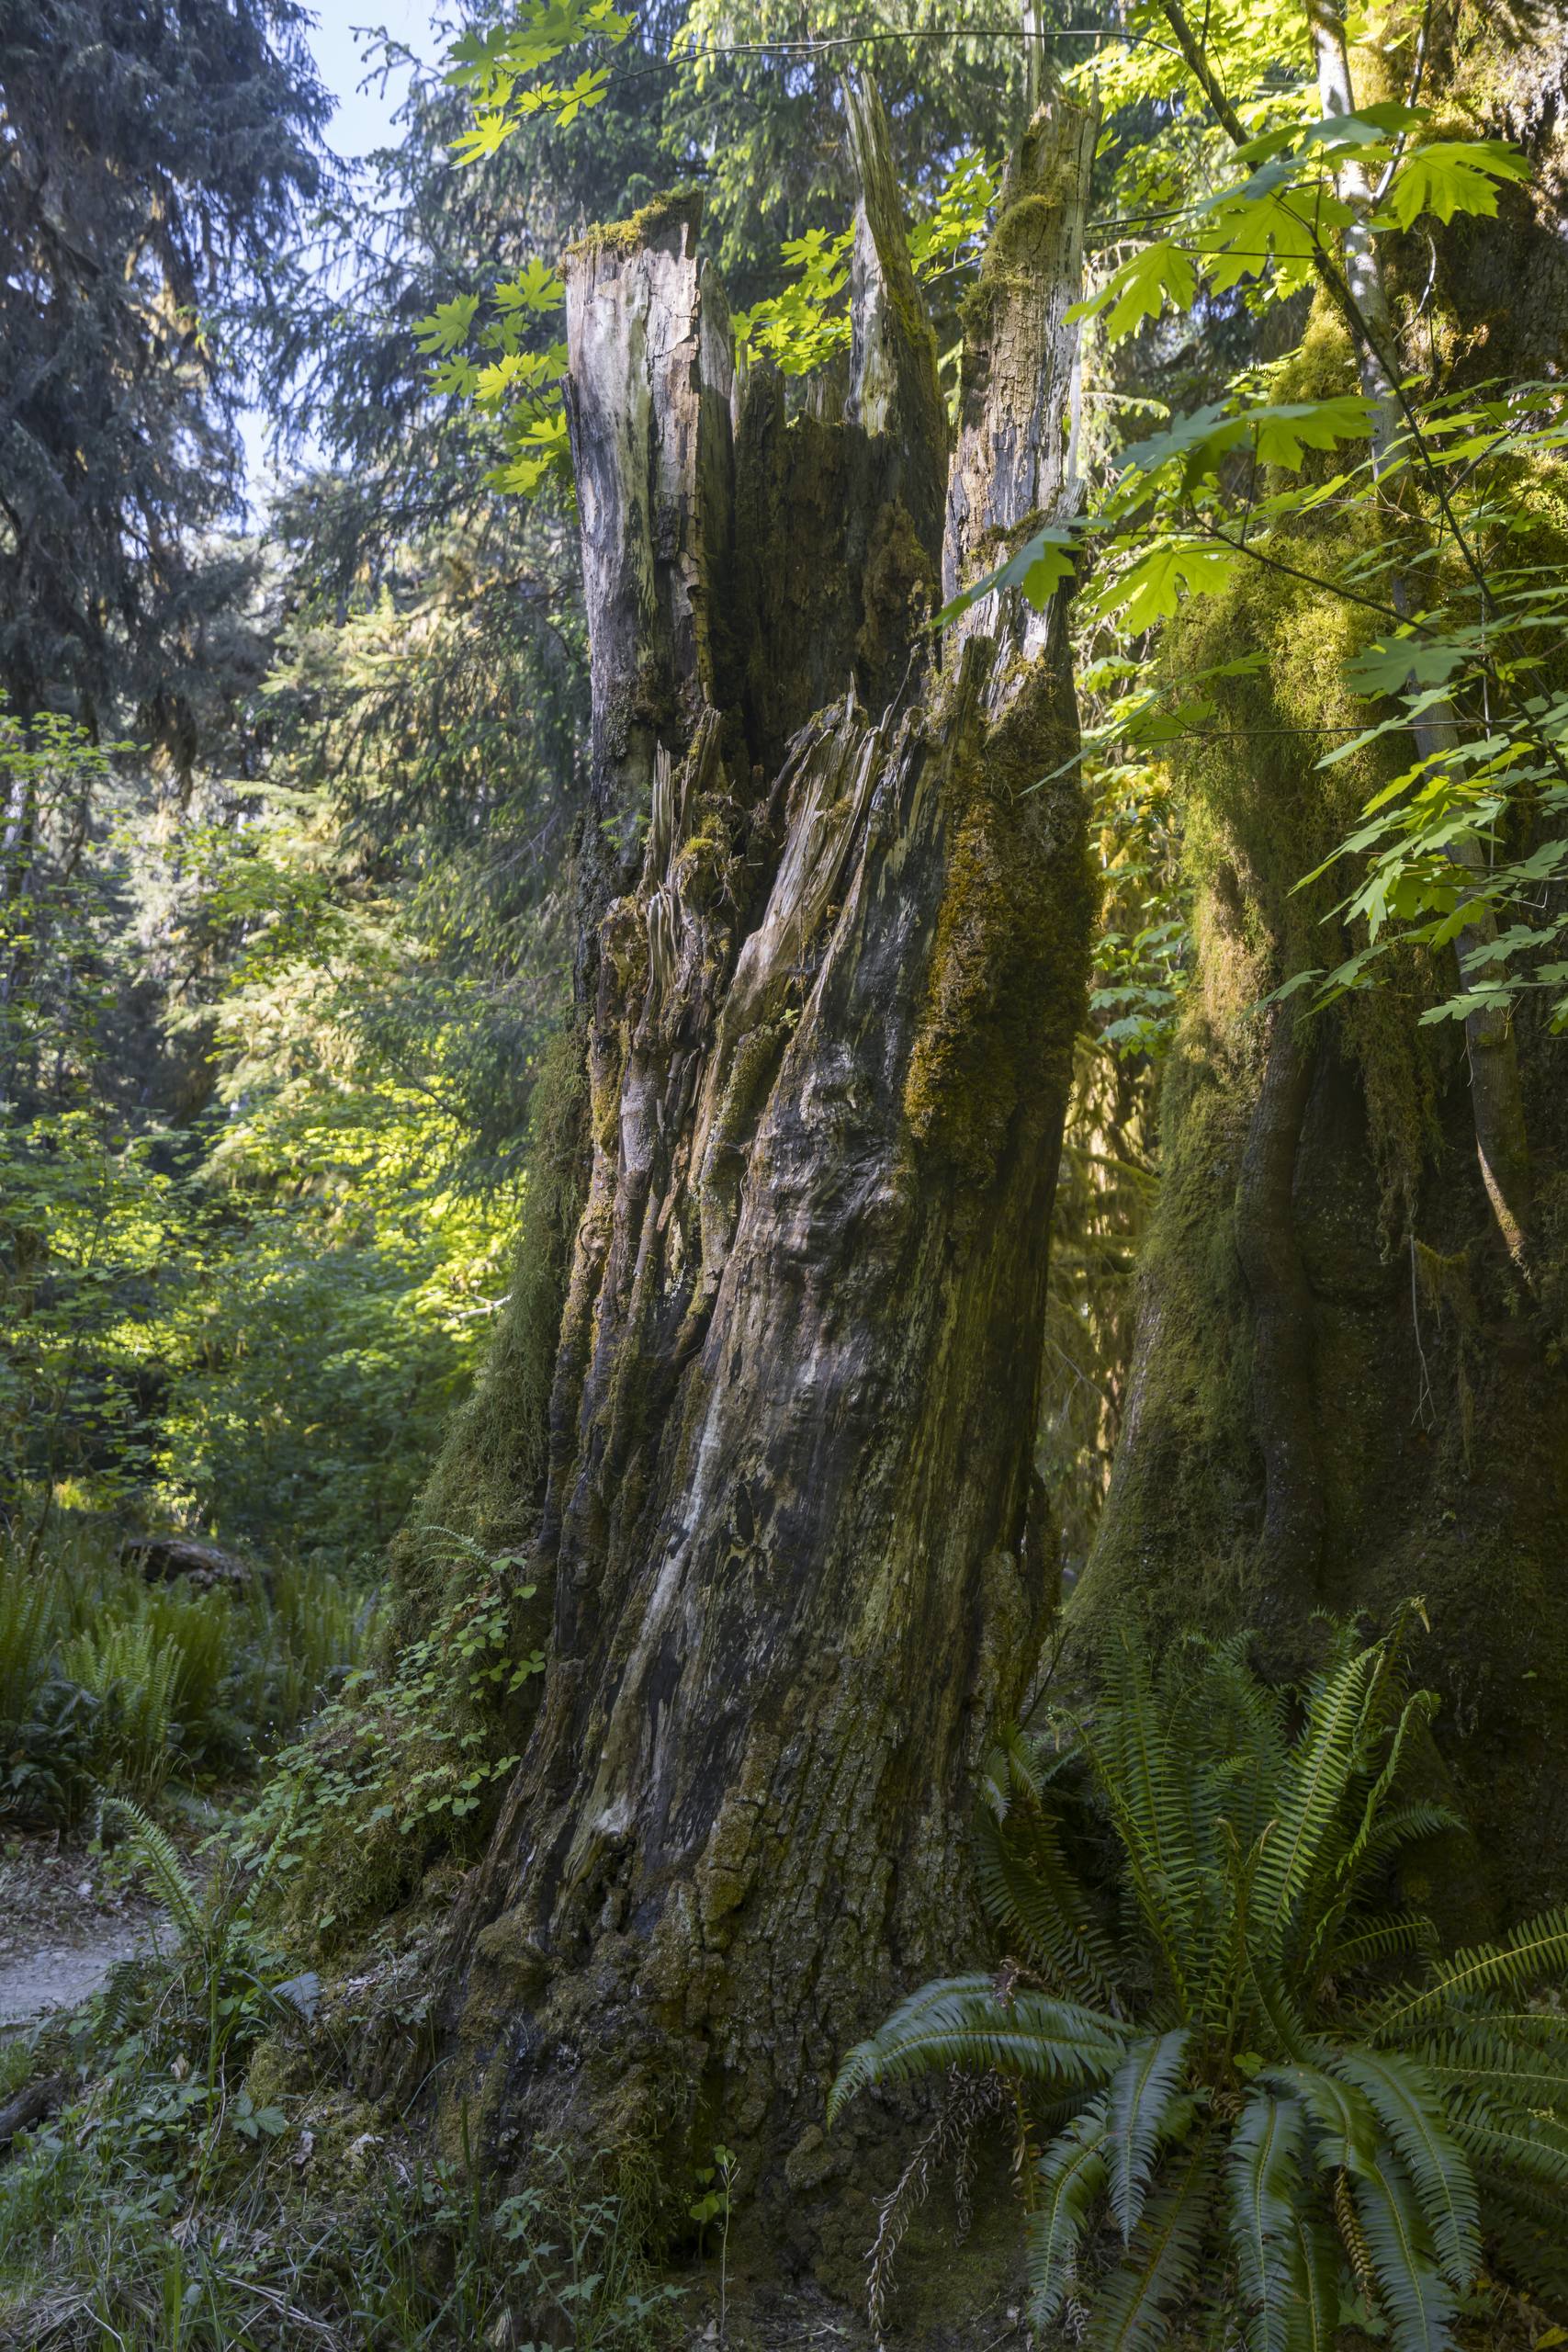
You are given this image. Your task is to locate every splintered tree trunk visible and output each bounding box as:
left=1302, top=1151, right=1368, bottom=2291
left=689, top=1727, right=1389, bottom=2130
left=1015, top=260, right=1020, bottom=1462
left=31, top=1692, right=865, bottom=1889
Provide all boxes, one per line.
left=440, top=83, right=1096, bottom=2254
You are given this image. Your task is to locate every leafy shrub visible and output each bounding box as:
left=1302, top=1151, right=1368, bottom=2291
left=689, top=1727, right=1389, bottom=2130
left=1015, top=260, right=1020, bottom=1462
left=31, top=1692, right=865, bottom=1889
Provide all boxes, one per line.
left=0, top=1826, right=677, bottom=2352
left=0, top=1675, right=102, bottom=1826
left=254, top=1560, right=371, bottom=1732
left=0, top=1552, right=61, bottom=1725
left=833, top=1609, right=1568, bottom=2347
left=0, top=1800, right=305, bottom=2341
left=232, top=1529, right=543, bottom=1940
left=0, top=2109, right=681, bottom=2352
left=60, top=1614, right=182, bottom=1800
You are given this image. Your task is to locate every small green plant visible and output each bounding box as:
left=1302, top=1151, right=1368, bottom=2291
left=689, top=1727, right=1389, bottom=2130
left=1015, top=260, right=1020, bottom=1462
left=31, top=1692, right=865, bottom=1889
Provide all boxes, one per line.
left=689, top=2143, right=737, bottom=2342
left=98, top=1794, right=300, bottom=2099
left=0, top=1549, right=103, bottom=1821
left=832, top=1608, right=1568, bottom=2348
left=62, top=1615, right=182, bottom=1799
left=0, top=1551, right=61, bottom=1724
left=0, top=2088, right=681, bottom=2351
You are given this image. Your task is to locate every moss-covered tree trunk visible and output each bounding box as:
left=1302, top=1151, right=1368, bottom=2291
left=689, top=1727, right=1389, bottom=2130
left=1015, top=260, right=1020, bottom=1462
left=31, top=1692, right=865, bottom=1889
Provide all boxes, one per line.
left=1076, top=12, right=1568, bottom=1922
left=434, top=81, right=1096, bottom=2262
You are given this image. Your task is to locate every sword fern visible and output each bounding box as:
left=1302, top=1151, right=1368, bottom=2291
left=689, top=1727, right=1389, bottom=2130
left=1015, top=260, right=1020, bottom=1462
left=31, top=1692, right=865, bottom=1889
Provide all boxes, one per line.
left=832, top=1611, right=1568, bottom=2346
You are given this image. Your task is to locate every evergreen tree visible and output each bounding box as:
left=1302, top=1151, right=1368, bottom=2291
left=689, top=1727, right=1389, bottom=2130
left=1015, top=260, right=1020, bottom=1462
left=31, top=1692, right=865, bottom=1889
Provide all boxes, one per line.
left=0, top=0, right=328, bottom=731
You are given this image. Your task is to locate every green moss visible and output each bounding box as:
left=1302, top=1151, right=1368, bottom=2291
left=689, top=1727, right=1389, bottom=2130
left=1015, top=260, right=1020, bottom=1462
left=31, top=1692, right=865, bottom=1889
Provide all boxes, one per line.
left=855, top=496, right=937, bottom=683
left=1070, top=498, right=1424, bottom=1636
left=1071, top=317, right=1568, bottom=1917
left=903, top=660, right=1090, bottom=1188
left=570, top=187, right=704, bottom=264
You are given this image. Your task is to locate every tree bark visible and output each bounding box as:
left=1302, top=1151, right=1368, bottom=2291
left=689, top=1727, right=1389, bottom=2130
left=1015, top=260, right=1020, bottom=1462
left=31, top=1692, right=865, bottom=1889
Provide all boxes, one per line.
left=1231, top=996, right=1325, bottom=1619
left=1074, top=6, right=1568, bottom=1906
left=434, top=82, right=1097, bottom=2264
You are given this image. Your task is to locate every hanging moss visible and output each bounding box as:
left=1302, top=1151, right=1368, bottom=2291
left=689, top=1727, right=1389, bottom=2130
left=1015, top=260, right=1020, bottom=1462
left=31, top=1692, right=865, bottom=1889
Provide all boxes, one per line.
left=388, top=1020, right=590, bottom=1631
left=1073, top=311, right=1568, bottom=1919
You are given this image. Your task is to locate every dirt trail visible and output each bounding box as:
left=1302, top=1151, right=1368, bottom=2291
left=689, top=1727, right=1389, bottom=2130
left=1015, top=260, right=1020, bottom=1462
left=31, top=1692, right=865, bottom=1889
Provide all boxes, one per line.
left=0, top=1843, right=168, bottom=2032
left=0, top=1919, right=156, bottom=2030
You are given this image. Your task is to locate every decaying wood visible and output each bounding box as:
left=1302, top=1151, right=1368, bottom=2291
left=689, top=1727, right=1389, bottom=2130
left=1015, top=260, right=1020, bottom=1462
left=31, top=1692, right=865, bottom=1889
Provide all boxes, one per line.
left=0, top=2074, right=64, bottom=2153
left=441, top=77, right=1099, bottom=2248
left=121, top=1532, right=256, bottom=1594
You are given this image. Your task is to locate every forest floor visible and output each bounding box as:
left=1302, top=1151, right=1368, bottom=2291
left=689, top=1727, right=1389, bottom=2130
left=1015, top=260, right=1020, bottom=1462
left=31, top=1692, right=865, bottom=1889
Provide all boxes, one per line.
left=0, top=1837, right=170, bottom=2031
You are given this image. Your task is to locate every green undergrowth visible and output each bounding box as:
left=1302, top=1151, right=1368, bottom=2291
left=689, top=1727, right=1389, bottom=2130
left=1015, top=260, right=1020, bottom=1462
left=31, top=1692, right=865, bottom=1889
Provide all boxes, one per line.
left=389, top=1018, right=588, bottom=1631
left=228, top=1026, right=589, bottom=1951
left=0, top=1810, right=682, bottom=2352
left=231, top=1527, right=549, bottom=1948
left=0, top=1519, right=371, bottom=1826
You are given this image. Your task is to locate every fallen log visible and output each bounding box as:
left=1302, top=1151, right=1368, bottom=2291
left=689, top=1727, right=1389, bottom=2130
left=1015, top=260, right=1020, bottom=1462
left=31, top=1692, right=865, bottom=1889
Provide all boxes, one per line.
left=0, top=2072, right=65, bottom=2152
left=119, top=1532, right=259, bottom=1596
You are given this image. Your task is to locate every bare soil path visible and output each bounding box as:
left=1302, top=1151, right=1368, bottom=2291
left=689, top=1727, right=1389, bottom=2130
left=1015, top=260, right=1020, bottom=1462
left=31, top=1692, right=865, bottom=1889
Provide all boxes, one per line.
left=0, top=1839, right=169, bottom=2031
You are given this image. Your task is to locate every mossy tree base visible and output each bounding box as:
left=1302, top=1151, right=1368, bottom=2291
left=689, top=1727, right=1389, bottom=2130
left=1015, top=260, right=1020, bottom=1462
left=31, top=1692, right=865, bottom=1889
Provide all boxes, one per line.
left=1075, top=546, right=1568, bottom=1931
left=424, top=79, right=1099, bottom=2272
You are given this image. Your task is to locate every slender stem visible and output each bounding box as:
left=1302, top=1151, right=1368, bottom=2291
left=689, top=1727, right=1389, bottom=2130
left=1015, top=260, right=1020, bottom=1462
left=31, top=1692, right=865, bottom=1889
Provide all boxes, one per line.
left=1188, top=517, right=1415, bottom=629
left=1163, top=0, right=1489, bottom=608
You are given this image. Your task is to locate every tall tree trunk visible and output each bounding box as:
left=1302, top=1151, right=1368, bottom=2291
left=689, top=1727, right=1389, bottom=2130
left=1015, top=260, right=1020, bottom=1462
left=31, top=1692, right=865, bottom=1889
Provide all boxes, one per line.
left=1076, top=11, right=1568, bottom=1924
left=1305, top=0, right=1534, bottom=1270
left=434, top=82, right=1097, bottom=2269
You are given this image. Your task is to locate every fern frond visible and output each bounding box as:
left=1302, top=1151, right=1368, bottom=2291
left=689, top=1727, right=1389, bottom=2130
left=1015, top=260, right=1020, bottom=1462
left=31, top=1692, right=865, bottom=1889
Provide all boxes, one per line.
left=101, top=1793, right=203, bottom=1944
left=1250, top=1639, right=1379, bottom=1972
left=828, top=1978, right=1125, bottom=2122
left=1374, top=1905, right=1568, bottom=2037
left=1352, top=2153, right=1456, bottom=2352
left=1483, top=2182, right=1568, bottom=2306
left=1088, top=1633, right=1204, bottom=1971
left=1287, top=2208, right=1344, bottom=2352
left=1106, top=2029, right=1191, bottom=2240
left=1259, top=2062, right=1377, bottom=2173
left=1095, top=2129, right=1214, bottom=2352
left=1354, top=1600, right=1427, bottom=1747
left=1027, top=2096, right=1110, bottom=2328
left=1326, top=1913, right=1438, bottom=1976
left=980, top=1722, right=1074, bottom=1818
left=1301, top=1692, right=1439, bottom=1982
left=1347, top=1804, right=1464, bottom=1874
left=975, top=1802, right=1121, bottom=2008
left=1416, top=2009, right=1568, bottom=2086
left=1196, top=1638, right=1289, bottom=1823
left=1450, top=2109, right=1568, bottom=2194
left=1336, top=2167, right=1376, bottom=2301
left=1411, top=2015, right=1568, bottom=2100
left=1228, top=2088, right=1304, bottom=2352
left=1416, top=2040, right=1568, bottom=2111
left=1429, top=2007, right=1568, bottom=2048
left=1241, top=1939, right=1314, bottom=2064
left=1329, top=2049, right=1478, bottom=2290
